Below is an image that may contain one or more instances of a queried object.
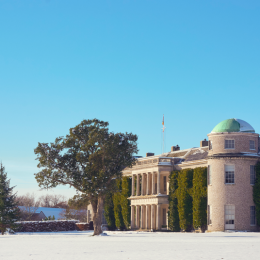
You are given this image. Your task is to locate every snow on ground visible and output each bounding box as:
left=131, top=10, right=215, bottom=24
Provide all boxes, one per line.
left=1, top=231, right=260, bottom=260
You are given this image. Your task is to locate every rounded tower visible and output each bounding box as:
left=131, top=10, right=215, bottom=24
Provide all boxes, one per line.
left=207, top=118, right=259, bottom=231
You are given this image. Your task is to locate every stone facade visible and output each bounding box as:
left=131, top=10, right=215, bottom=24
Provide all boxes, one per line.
left=123, top=147, right=208, bottom=231
left=208, top=132, right=259, bottom=156
left=123, top=119, right=260, bottom=232
left=207, top=131, right=259, bottom=231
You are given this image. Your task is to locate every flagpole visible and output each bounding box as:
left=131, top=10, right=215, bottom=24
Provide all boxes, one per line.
left=162, top=115, right=165, bottom=154
left=163, top=128, right=164, bottom=154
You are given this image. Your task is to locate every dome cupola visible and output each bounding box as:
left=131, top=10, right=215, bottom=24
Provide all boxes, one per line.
left=211, top=118, right=255, bottom=133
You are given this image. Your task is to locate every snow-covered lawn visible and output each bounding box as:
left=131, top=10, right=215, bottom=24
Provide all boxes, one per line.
left=1, top=231, right=260, bottom=260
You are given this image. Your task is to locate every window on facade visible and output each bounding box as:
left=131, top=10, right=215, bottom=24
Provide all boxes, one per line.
left=225, top=165, right=235, bottom=184
left=250, top=206, right=256, bottom=226
left=209, top=141, right=213, bottom=150
left=155, top=183, right=157, bottom=193
left=163, top=176, right=167, bottom=192
left=163, top=208, right=167, bottom=226
left=208, top=165, right=211, bottom=185
left=225, top=140, right=235, bottom=149
left=208, top=205, right=212, bottom=225
left=225, top=205, right=235, bottom=227
left=250, top=165, right=256, bottom=185
left=250, top=140, right=255, bottom=150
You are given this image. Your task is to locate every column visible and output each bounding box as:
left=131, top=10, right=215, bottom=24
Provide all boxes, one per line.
left=87, top=208, right=90, bottom=223
left=131, top=205, right=135, bottom=229
left=151, top=205, right=154, bottom=230
left=136, top=174, right=140, bottom=196
left=152, top=172, right=155, bottom=195
left=141, top=174, right=144, bottom=196
left=136, top=205, right=140, bottom=229
left=146, top=173, right=150, bottom=195
left=132, top=175, right=135, bottom=196
left=141, top=205, right=145, bottom=229
left=146, top=205, right=150, bottom=229
left=157, top=171, right=161, bottom=194
left=156, top=204, right=161, bottom=230
left=167, top=174, right=169, bottom=195
left=166, top=204, right=169, bottom=229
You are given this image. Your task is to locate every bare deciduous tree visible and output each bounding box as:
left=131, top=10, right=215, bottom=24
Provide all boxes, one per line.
left=51, top=194, right=66, bottom=207
left=16, top=193, right=40, bottom=221
left=59, top=208, right=88, bottom=222
left=16, top=193, right=67, bottom=220
left=60, top=195, right=89, bottom=222
left=38, top=194, right=52, bottom=207
left=38, top=194, right=67, bottom=208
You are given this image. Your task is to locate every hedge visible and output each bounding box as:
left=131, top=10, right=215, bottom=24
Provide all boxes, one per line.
left=104, top=177, right=132, bottom=230
left=168, top=170, right=180, bottom=231
left=176, top=168, right=193, bottom=231
left=168, top=167, right=207, bottom=232
left=121, top=177, right=131, bottom=229
left=113, top=179, right=125, bottom=230
left=192, top=167, right=207, bottom=230
left=104, top=190, right=116, bottom=230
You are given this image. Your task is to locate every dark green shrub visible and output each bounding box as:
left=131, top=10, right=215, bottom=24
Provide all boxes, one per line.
left=121, top=177, right=131, bottom=229
left=192, top=167, right=207, bottom=231
left=105, top=177, right=132, bottom=230
left=176, top=168, right=193, bottom=231
left=113, top=192, right=125, bottom=230
left=104, top=191, right=116, bottom=230
left=168, top=170, right=180, bottom=231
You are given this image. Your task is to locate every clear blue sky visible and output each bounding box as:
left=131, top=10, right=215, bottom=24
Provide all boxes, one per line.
left=0, top=0, right=259, bottom=198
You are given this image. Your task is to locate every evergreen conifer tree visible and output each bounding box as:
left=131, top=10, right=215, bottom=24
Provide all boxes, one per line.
left=176, top=168, right=193, bottom=231
left=120, top=176, right=131, bottom=229
left=104, top=190, right=116, bottom=230
left=104, top=177, right=131, bottom=230
left=0, top=163, right=20, bottom=235
left=168, top=170, right=180, bottom=231
left=113, top=179, right=125, bottom=230
left=192, top=167, right=207, bottom=231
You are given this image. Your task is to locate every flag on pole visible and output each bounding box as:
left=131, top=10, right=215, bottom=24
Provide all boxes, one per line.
left=162, top=114, right=165, bottom=132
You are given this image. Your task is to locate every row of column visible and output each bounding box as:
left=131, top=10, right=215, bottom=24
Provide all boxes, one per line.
left=131, top=172, right=161, bottom=196
left=86, top=209, right=91, bottom=223
left=131, top=204, right=161, bottom=230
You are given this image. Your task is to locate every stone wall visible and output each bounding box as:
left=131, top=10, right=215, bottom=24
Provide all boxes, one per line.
left=207, top=157, right=258, bottom=231
left=208, top=132, right=259, bottom=156
left=16, top=220, right=79, bottom=232
left=76, top=222, right=93, bottom=231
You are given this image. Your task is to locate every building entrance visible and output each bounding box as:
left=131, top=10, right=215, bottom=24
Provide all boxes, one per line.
left=225, top=205, right=235, bottom=230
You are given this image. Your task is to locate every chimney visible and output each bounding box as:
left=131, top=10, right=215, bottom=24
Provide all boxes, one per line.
left=200, top=138, right=209, bottom=147
left=171, top=145, right=180, bottom=152
left=146, top=153, right=155, bottom=157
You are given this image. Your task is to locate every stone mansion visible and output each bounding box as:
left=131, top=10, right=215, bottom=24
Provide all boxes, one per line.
left=122, top=118, right=259, bottom=231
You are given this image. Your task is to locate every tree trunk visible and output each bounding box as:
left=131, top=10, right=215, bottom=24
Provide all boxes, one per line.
left=92, top=196, right=104, bottom=236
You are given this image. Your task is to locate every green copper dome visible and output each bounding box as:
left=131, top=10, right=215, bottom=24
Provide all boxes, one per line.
left=211, top=119, right=255, bottom=133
